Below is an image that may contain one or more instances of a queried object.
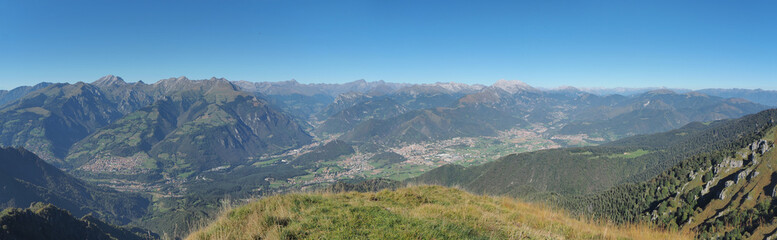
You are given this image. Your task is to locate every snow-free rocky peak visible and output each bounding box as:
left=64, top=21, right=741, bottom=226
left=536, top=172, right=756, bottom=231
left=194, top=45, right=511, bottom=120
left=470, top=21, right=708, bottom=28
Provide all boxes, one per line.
left=492, top=79, right=535, bottom=94
left=434, top=82, right=485, bottom=93
left=92, top=75, right=127, bottom=87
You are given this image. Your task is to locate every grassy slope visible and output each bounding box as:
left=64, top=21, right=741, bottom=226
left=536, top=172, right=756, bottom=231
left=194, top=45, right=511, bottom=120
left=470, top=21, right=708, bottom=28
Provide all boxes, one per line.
left=187, top=186, right=690, bottom=240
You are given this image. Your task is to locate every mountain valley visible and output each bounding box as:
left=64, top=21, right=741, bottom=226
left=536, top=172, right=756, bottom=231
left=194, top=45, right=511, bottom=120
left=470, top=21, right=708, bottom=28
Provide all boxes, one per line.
left=0, top=76, right=775, bottom=239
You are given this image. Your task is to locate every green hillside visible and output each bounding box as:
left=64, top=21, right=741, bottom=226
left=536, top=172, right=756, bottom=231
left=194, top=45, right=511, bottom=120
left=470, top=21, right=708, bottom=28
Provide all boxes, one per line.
left=317, top=97, right=407, bottom=135
left=67, top=79, right=312, bottom=180
left=340, top=105, right=525, bottom=145
left=0, top=83, right=124, bottom=164
left=187, top=186, right=690, bottom=240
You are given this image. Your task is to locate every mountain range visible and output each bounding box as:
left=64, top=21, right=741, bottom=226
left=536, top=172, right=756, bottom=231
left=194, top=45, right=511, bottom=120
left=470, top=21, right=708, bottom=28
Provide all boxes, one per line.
left=0, top=76, right=769, bottom=191
left=1, top=75, right=776, bottom=238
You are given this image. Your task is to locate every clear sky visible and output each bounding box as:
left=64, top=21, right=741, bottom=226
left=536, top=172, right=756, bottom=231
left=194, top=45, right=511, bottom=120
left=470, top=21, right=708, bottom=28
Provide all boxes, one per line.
left=1, top=0, right=775, bottom=90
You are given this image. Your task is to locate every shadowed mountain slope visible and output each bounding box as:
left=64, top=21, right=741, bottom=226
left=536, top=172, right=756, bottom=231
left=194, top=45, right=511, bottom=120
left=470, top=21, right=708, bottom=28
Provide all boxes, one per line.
left=0, top=203, right=155, bottom=240
left=0, top=147, right=149, bottom=224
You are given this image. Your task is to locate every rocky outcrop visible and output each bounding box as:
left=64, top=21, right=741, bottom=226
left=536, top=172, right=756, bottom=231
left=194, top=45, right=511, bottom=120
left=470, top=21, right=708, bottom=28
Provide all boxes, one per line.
left=719, top=157, right=744, bottom=170
left=730, top=159, right=744, bottom=168
left=719, top=180, right=736, bottom=200
left=736, top=170, right=751, bottom=184
left=750, top=139, right=772, bottom=154
left=702, top=181, right=713, bottom=195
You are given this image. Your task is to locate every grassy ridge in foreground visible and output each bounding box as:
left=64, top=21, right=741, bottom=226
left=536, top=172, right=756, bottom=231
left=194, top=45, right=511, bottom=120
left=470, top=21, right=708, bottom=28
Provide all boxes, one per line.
left=187, top=186, right=690, bottom=240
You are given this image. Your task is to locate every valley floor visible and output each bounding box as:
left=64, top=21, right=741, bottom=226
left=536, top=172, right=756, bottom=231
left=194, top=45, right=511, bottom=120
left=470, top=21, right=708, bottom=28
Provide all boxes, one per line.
left=266, top=125, right=592, bottom=191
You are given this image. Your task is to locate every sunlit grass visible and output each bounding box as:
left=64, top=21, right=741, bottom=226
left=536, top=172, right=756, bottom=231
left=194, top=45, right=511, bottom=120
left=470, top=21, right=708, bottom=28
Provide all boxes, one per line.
left=187, top=185, right=692, bottom=240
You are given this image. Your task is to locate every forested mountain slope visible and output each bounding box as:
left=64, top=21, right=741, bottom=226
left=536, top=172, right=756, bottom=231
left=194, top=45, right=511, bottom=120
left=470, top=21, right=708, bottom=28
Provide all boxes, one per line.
left=408, top=109, right=777, bottom=239
left=697, top=88, right=777, bottom=107
left=0, top=147, right=149, bottom=224
left=340, top=105, right=525, bottom=145
left=0, top=203, right=154, bottom=240
left=559, top=90, right=768, bottom=138
left=0, top=83, right=125, bottom=164
left=411, top=109, right=777, bottom=199
left=561, top=109, right=777, bottom=239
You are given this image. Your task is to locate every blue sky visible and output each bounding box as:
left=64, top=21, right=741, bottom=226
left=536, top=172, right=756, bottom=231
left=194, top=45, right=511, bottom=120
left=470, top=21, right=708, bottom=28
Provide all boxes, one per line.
left=0, top=0, right=775, bottom=90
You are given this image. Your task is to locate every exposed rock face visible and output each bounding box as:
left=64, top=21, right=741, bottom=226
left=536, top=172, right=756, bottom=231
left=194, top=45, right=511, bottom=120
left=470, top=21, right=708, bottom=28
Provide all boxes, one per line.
left=718, top=157, right=744, bottom=170
left=719, top=180, right=735, bottom=200
left=760, top=140, right=772, bottom=154
left=92, top=74, right=127, bottom=87
left=492, top=79, right=537, bottom=94
left=736, top=170, right=751, bottom=184
left=750, top=139, right=772, bottom=155
left=702, top=181, right=713, bottom=195
left=730, top=159, right=744, bottom=168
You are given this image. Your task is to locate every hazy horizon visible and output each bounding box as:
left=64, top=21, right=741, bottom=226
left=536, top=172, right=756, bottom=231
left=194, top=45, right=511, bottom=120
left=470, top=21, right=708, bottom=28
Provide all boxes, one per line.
left=3, top=74, right=776, bottom=93
left=2, top=1, right=775, bottom=90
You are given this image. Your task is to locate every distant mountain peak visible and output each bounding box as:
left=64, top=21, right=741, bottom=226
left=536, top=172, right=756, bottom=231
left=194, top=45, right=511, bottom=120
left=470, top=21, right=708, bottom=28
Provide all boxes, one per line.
left=209, top=77, right=229, bottom=82
left=154, top=76, right=191, bottom=85
left=434, top=82, right=485, bottom=92
left=644, top=89, right=676, bottom=95
left=554, top=86, right=581, bottom=92
left=492, top=79, right=535, bottom=94
left=92, top=75, right=126, bottom=87
left=684, top=91, right=709, bottom=97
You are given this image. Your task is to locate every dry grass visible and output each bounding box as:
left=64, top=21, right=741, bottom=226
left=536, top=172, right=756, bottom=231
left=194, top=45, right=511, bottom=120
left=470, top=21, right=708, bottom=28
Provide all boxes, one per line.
left=187, top=186, right=693, bottom=240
